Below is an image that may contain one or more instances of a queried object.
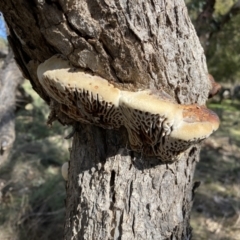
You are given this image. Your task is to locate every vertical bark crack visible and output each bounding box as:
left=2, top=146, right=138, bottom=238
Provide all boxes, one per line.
left=128, top=180, right=133, bottom=214
left=132, top=214, right=135, bottom=238
left=110, top=170, right=116, bottom=206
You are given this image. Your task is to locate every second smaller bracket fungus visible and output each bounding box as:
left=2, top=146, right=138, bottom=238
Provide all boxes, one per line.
left=61, top=162, right=69, bottom=181
left=37, top=55, right=123, bottom=129
left=37, top=55, right=220, bottom=162
left=208, top=74, right=221, bottom=99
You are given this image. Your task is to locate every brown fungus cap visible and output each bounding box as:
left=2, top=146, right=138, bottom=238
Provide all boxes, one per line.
left=171, top=105, right=220, bottom=142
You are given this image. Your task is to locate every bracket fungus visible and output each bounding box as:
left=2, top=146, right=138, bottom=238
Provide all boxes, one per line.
left=37, top=55, right=220, bottom=162
left=208, top=74, right=221, bottom=99
left=61, top=162, right=69, bottom=181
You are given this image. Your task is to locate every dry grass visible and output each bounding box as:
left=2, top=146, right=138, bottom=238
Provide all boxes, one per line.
left=191, top=100, right=240, bottom=240
left=0, top=81, right=71, bottom=240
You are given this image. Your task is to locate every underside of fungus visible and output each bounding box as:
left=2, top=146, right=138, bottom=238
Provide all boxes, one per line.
left=37, top=55, right=220, bottom=162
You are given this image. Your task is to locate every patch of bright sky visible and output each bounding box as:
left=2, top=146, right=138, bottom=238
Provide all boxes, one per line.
left=0, top=14, right=7, bottom=39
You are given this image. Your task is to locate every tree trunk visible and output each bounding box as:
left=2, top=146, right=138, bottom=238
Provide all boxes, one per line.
left=0, top=0, right=212, bottom=239
left=0, top=49, right=24, bottom=164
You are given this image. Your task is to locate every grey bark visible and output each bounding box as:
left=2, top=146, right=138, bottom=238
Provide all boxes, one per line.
left=0, top=0, right=211, bottom=239
left=0, top=49, right=24, bottom=164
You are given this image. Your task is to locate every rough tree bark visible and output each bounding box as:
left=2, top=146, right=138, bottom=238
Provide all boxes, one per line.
left=0, top=48, right=24, bottom=164
left=0, top=0, right=212, bottom=239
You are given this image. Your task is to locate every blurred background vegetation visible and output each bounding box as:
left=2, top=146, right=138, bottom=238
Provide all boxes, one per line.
left=186, top=0, right=240, bottom=83
left=0, top=0, right=240, bottom=239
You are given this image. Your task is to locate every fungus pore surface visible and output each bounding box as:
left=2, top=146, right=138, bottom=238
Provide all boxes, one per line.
left=37, top=55, right=220, bottom=162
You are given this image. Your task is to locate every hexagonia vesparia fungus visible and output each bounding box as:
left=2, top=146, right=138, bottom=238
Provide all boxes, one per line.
left=37, top=55, right=220, bottom=162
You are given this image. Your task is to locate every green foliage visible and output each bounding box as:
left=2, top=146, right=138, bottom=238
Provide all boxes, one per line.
left=186, top=0, right=240, bottom=83
left=207, top=13, right=240, bottom=82
left=186, top=0, right=207, bottom=22
left=214, top=0, right=236, bottom=16
left=186, top=0, right=236, bottom=20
